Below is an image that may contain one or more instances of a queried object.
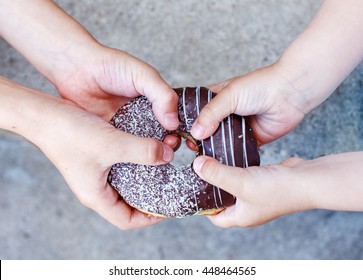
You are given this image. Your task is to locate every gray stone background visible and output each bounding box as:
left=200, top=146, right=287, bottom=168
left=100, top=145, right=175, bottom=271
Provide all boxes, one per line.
left=1, top=0, right=363, bottom=259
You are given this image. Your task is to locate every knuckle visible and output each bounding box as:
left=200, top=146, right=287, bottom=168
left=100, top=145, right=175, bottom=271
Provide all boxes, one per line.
left=198, top=106, right=220, bottom=133
left=200, top=104, right=218, bottom=122
left=229, top=88, right=241, bottom=112
left=77, top=186, right=107, bottom=210
left=281, top=157, right=304, bottom=167
left=77, top=193, right=95, bottom=208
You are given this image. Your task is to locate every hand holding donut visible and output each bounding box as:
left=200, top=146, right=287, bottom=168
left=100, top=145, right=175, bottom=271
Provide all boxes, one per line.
left=53, top=44, right=179, bottom=130
left=192, top=0, right=363, bottom=228
left=191, top=65, right=306, bottom=147
left=191, top=66, right=311, bottom=227
left=194, top=151, right=363, bottom=228
left=0, top=0, right=178, bottom=229
left=0, top=0, right=179, bottom=129
left=192, top=64, right=363, bottom=227
left=0, top=77, right=174, bottom=230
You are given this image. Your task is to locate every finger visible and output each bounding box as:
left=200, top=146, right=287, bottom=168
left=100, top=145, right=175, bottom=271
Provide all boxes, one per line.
left=190, top=84, right=238, bottom=140
left=103, top=129, right=174, bottom=165
left=186, top=139, right=199, bottom=151
left=192, top=72, right=270, bottom=140
left=207, top=77, right=237, bottom=93
left=163, top=134, right=181, bottom=151
left=137, top=67, right=179, bottom=130
left=193, top=156, right=245, bottom=197
left=93, top=50, right=179, bottom=129
left=85, top=184, right=163, bottom=230
left=207, top=82, right=226, bottom=93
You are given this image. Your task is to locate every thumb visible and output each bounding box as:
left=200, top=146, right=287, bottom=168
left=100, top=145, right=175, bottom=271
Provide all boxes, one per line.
left=190, top=82, right=240, bottom=140
left=191, top=70, right=271, bottom=141
left=104, top=130, right=174, bottom=166
left=193, top=156, right=258, bottom=229
left=193, top=156, right=247, bottom=197
left=102, top=50, right=179, bottom=131
left=207, top=76, right=238, bottom=93
left=136, top=66, right=179, bottom=131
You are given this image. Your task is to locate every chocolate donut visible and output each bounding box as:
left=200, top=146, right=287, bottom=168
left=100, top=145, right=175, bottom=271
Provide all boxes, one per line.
left=108, top=86, right=260, bottom=218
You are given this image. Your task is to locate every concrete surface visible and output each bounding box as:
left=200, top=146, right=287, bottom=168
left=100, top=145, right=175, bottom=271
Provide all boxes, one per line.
left=1, top=0, right=363, bottom=259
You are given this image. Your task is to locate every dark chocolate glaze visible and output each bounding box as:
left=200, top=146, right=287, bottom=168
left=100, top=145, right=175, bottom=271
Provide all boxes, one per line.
left=108, top=87, right=260, bottom=217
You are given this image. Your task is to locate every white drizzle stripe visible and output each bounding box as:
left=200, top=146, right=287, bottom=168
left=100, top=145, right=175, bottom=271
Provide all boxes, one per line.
left=221, top=120, right=229, bottom=165
left=216, top=182, right=223, bottom=208
left=196, top=86, right=201, bottom=112
left=242, top=117, right=249, bottom=168
left=213, top=184, right=219, bottom=208
left=193, top=189, right=199, bottom=212
left=191, top=87, right=200, bottom=212
left=196, top=86, right=206, bottom=155
left=182, top=87, right=189, bottom=129
left=228, top=115, right=236, bottom=167
left=217, top=120, right=227, bottom=207
left=208, top=90, right=215, bottom=158
left=207, top=89, right=223, bottom=207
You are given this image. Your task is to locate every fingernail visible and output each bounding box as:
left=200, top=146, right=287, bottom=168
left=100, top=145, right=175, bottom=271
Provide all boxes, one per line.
left=164, top=112, right=179, bottom=129
left=162, top=144, right=174, bottom=162
left=193, top=156, right=207, bottom=174
left=191, top=122, right=206, bottom=139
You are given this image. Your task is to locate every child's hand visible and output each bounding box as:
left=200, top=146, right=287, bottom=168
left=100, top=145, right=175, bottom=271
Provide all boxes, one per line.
left=190, top=0, right=363, bottom=228
left=193, top=152, right=363, bottom=228
left=191, top=0, right=363, bottom=146
left=193, top=156, right=309, bottom=227
left=191, top=64, right=307, bottom=146
left=188, top=63, right=312, bottom=227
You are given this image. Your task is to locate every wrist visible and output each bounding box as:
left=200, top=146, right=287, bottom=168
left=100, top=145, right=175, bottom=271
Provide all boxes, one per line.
left=272, top=157, right=316, bottom=214
left=242, top=158, right=315, bottom=219
left=274, top=39, right=345, bottom=115
left=47, top=38, right=103, bottom=88
left=294, top=153, right=363, bottom=212
left=0, top=0, right=101, bottom=86
left=274, top=0, right=363, bottom=115
left=0, top=77, right=70, bottom=145
left=273, top=55, right=322, bottom=115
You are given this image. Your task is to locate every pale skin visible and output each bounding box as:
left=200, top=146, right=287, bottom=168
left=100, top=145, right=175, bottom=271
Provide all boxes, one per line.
left=2, top=0, right=363, bottom=231
left=0, top=0, right=180, bottom=230
left=191, top=0, right=363, bottom=228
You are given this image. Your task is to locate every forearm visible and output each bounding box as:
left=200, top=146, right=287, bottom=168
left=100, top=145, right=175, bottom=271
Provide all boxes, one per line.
left=276, top=0, right=363, bottom=113
left=0, top=76, right=69, bottom=144
left=247, top=152, right=363, bottom=223
left=273, top=152, right=363, bottom=215
left=292, top=152, right=363, bottom=212
left=249, top=153, right=363, bottom=219
left=0, top=0, right=99, bottom=85
left=194, top=151, right=363, bottom=228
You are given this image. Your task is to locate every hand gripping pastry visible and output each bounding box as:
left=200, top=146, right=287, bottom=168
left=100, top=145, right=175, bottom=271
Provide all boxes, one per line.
left=108, top=87, right=260, bottom=217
